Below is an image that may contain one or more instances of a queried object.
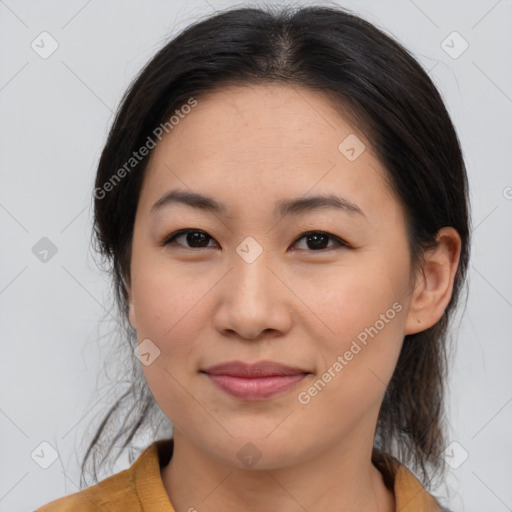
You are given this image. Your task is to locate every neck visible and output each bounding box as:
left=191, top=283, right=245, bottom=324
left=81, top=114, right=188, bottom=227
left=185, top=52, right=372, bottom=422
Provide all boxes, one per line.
left=161, top=430, right=395, bottom=512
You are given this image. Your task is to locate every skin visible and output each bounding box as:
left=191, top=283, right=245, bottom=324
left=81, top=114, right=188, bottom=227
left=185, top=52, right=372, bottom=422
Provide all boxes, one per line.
left=126, top=83, right=461, bottom=512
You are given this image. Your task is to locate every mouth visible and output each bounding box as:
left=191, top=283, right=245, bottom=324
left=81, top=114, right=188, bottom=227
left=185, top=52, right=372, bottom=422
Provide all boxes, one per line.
left=200, top=360, right=311, bottom=401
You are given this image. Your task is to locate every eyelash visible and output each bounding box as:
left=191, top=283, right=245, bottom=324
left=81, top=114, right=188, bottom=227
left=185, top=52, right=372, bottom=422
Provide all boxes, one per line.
left=162, top=229, right=349, bottom=252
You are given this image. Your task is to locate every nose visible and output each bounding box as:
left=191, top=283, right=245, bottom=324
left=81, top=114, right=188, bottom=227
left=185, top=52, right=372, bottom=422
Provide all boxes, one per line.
left=211, top=252, right=293, bottom=341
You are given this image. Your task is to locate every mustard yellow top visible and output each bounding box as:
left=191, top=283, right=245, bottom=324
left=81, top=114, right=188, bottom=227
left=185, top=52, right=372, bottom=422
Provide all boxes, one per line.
left=35, top=439, right=444, bottom=511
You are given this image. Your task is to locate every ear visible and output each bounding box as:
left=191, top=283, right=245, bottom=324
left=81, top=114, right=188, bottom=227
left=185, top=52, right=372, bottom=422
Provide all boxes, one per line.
left=404, top=227, right=461, bottom=335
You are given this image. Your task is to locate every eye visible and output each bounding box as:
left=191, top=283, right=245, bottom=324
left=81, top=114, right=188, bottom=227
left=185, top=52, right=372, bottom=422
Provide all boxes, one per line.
left=163, top=229, right=347, bottom=252
left=291, top=231, right=348, bottom=252
left=163, top=229, right=217, bottom=249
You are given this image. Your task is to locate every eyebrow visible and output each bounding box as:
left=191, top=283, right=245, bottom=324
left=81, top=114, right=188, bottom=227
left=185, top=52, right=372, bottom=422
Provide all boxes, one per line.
left=150, top=189, right=366, bottom=219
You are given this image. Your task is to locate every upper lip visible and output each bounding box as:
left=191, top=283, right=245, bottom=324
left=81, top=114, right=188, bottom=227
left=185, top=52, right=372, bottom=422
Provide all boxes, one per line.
left=201, top=360, right=310, bottom=377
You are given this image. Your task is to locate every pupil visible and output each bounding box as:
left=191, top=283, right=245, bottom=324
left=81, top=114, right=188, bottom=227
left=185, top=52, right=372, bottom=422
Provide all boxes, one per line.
left=188, top=232, right=208, bottom=247
left=308, top=234, right=328, bottom=250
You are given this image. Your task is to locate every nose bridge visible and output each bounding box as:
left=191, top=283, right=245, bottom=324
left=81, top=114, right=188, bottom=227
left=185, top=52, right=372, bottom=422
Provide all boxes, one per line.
left=211, top=235, right=292, bottom=338
left=230, top=236, right=276, bottom=303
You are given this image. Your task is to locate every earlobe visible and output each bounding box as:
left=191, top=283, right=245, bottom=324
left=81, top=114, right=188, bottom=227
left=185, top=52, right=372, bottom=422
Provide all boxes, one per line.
left=404, top=227, right=461, bottom=335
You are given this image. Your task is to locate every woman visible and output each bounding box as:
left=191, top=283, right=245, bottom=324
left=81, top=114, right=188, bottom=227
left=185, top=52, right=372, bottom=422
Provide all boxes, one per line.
left=36, top=4, right=470, bottom=511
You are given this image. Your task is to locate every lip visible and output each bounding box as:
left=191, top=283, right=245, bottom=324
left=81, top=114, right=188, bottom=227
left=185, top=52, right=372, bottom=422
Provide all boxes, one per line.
left=201, top=360, right=311, bottom=401
left=203, top=360, right=309, bottom=377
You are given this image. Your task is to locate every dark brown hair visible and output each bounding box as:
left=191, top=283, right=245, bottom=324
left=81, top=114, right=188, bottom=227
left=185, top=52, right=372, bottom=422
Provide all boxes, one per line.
left=84, top=4, right=470, bottom=506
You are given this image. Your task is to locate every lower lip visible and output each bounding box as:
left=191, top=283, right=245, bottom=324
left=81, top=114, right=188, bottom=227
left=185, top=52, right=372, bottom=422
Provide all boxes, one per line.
left=204, top=373, right=309, bottom=400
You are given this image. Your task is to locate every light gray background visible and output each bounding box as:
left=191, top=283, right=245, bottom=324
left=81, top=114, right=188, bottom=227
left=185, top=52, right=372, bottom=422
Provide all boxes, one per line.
left=1, top=1, right=511, bottom=511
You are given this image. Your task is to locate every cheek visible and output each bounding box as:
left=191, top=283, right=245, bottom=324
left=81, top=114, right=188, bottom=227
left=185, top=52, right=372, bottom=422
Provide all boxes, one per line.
left=300, top=261, right=405, bottom=339
left=131, top=265, right=212, bottom=427
left=302, top=252, right=409, bottom=391
left=296, top=302, right=406, bottom=434
left=132, top=260, right=210, bottom=338
left=130, top=267, right=211, bottom=416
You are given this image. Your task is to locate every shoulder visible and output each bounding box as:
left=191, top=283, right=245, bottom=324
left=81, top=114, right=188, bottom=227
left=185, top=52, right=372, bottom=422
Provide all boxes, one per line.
left=34, top=465, right=136, bottom=512
left=33, top=442, right=163, bottom=512
left=372, top=449, right=447, bottom=512
left=393, top=464, right=445, bottom=511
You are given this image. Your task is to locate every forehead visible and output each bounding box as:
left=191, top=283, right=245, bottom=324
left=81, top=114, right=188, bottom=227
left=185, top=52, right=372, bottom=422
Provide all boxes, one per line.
left=140, top=84, right=398, bottom=222
left=154, top=83, right=369, bottom=162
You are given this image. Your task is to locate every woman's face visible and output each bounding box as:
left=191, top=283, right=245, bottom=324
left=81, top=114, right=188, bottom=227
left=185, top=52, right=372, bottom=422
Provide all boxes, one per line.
left=127, top=84, right=420, bottom=469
